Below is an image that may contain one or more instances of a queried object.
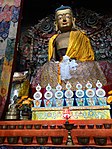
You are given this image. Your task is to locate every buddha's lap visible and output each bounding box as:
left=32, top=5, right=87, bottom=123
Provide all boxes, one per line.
left=38, top=61, right=108, bottom=90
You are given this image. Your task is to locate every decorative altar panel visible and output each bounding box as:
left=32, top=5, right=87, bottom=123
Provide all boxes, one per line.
left=0, top=0, right=22, bottom=118
left=32, top=106, right=111, bottom=120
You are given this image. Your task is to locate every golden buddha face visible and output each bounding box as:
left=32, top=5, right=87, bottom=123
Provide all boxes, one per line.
left=55, top=9, right=74, bottom=32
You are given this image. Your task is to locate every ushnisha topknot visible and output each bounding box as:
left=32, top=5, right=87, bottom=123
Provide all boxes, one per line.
left=55, top=5, right=72, bottom=12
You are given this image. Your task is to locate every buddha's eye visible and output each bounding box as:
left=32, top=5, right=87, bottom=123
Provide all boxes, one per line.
left=66, top=14, right=71, bottom=18
left=57, top=15, right=63, bottom=20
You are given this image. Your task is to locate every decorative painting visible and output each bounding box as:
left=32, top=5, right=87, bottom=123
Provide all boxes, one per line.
left=0, top=0, right=21, bottom=118
left=32, top=106, right=111, bottom=120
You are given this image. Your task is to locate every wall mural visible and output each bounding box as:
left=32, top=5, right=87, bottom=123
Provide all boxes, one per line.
left=18, top=7, right=112, bottom=90
left=0, top=0, right=21, bottom=118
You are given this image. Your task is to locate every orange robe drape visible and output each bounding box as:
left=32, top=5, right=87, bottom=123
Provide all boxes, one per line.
left=48, top=30, right=94, bottom=62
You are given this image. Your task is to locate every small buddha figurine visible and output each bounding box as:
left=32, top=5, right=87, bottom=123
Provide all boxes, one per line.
left=5, top=96, right=20, bottom=120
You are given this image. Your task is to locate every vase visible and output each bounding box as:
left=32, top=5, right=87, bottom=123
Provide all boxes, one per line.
left=21, top=109, right=32, bottom=120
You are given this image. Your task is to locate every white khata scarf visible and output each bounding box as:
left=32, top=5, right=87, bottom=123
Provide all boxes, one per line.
left=59, top=55, right=78, bottom=80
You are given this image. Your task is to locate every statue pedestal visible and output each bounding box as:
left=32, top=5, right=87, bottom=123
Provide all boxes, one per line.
left=32, top=105, right=111, bottom=120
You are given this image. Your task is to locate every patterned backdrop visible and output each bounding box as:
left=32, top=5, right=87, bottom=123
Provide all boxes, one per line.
left=18, top=7, right=112, bottom=89
left=0, top=0, right=21, bottom=118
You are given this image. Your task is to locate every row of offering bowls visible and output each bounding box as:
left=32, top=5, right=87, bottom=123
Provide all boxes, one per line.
left=0, top=136, right=112, bottom=145
left=0, top=123, right=112, bottom=129
left=0, top=124, right=63, bottom=129
left=0, top=136, right=63, bottom=145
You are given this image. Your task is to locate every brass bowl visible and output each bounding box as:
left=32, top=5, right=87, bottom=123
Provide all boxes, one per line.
left=96, top=124, right=103, bottom=129
left=51, top=136, right=63, bottom=145
left=79, top=124, right=86, bottom=129
left=57, top=124, right=63, bottom=129
left=22, top=136, right=33, bottom=144
left=2, top=125, right=8, bottom=129
left=34, top=124, right=41, bottom=129
left=7, top=136, right=19, bottom=144
left=17, top=125, right=24, bottom=129
left=26, top=124, right=33, bottom=129
left=0, top=137, right=5, bottom=144
left=103, top=123, right=111, bottom=129
left=42, top=125, right=48, bottom=129
left=94, top=137, right=107, bottom=145
left=36, top=136, right=48, bottom=145
left=73, top=124, right=78, bottom=129
left=8, top=125, right=16, bottom=129
left=87, top=124, right=94, bottom=129
left=50, top=125, right=56, bottom=129
left=77, top=137, right=90, bottom=145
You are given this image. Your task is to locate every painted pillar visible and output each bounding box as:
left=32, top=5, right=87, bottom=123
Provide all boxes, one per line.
left=0, top=0, right=22, bottom=118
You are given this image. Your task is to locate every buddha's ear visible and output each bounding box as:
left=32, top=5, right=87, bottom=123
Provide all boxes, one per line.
left=72, top=17, right=76, bottom=28
left=54, top=21, right=58, bottom=31
left=73, top=17, right=76, bottom=23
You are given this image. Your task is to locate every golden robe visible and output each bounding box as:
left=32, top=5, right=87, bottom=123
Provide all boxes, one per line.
left=48, top=30, right=94, bottom=62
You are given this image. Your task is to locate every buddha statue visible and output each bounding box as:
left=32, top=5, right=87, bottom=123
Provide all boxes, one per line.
left=48, top=5, right=94, bottom=62
left=32, top=5, right=107, bottom=90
